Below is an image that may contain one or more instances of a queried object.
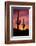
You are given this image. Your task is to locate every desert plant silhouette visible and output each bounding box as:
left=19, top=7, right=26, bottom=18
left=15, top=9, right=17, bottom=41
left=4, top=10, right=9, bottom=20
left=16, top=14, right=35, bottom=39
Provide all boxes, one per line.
left=13, top=10, right=29, bottom=36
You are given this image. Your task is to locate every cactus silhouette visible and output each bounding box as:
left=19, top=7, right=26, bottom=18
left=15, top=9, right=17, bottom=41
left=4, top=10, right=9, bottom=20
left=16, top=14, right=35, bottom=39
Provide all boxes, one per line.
left=22, top=19, right=25, bottom=30
left=16, top=10, right=21, bottom=30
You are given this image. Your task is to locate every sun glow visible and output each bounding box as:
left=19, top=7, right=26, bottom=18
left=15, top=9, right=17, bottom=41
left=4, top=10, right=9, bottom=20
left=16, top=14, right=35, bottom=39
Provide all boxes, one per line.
left=19, top=25, right=29, bottom=31
left=13, top=24, right=29, bottom=31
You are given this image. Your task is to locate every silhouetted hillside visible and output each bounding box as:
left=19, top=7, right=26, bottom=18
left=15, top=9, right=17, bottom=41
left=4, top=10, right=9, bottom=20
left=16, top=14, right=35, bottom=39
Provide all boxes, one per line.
left=13, top=28, right=29, bottom=36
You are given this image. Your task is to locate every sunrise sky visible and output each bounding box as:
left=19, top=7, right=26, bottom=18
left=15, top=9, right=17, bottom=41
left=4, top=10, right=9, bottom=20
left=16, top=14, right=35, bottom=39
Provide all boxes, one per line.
left=12, top=7, right=30, bottom=30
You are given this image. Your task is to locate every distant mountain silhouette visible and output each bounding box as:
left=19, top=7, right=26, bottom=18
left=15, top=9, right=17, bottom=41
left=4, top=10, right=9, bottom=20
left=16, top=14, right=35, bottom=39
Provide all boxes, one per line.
left=13, top=28, right=29, bottom=36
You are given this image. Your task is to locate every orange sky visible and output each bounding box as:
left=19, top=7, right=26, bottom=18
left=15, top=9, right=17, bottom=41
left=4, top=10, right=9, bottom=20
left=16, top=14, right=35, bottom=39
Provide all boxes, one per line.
left=12, top=9, right=29, bottom=30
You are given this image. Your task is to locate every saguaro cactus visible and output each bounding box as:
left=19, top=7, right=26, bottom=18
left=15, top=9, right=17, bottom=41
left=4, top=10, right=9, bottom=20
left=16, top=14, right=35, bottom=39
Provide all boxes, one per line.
left=22, top=19, right=25, bottom=30
left=16, top=10, right=21, bottom=30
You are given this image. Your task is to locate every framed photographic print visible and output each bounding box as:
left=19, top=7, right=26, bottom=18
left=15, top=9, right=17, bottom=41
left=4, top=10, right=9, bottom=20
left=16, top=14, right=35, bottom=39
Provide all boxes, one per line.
left=5, top=1, right=35, bottom=44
